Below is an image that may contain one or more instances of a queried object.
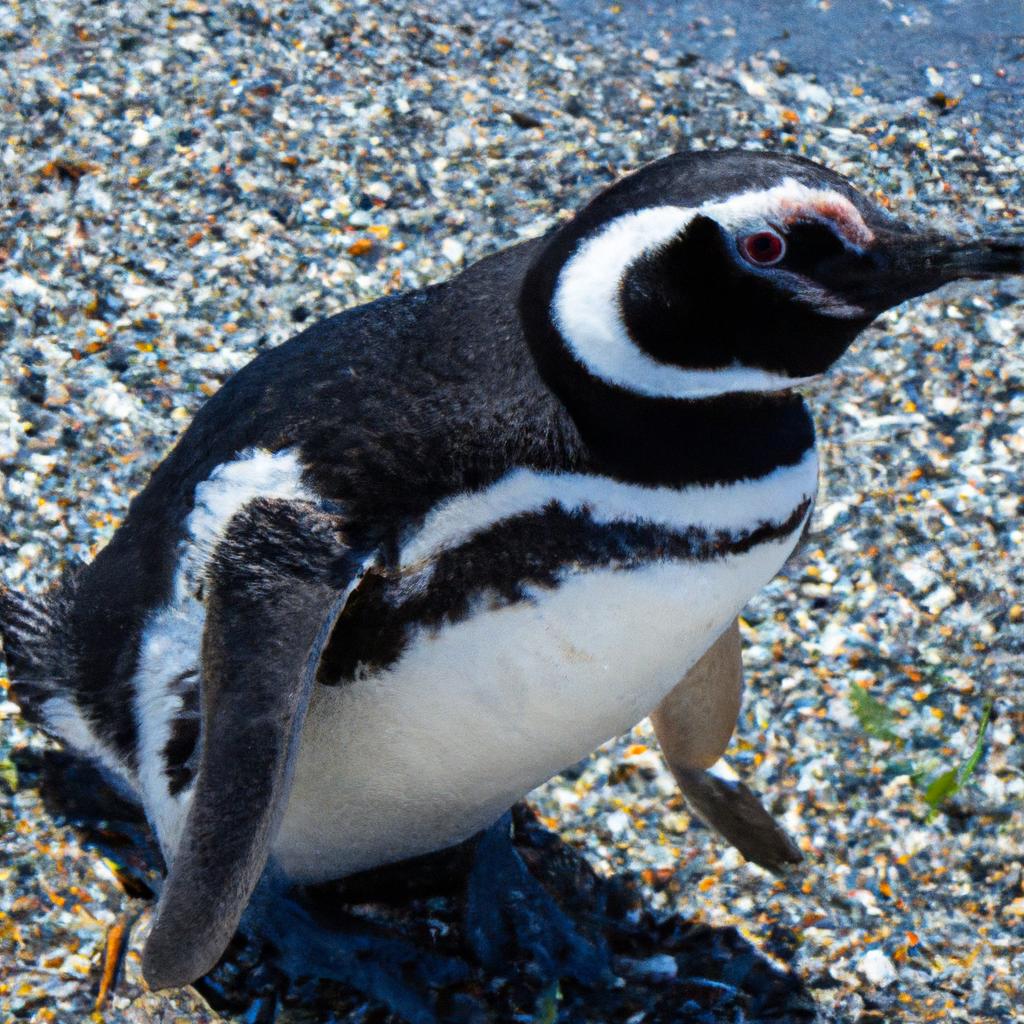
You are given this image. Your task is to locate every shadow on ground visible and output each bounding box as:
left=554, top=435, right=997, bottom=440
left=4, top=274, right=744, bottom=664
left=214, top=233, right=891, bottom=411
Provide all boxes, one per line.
left=25, top=746, right=819, bottom=1023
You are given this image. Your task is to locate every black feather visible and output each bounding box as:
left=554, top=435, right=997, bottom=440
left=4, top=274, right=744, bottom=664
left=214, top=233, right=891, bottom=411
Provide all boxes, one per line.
left=0, top=582, right=71, bottom=723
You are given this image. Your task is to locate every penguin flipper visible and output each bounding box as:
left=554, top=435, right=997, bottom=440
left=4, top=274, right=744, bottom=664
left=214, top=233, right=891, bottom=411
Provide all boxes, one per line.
left=142, top=497, right=363, bottom=991
left=652, top=618, right=802, bottom=874
left=652, top=619, right=743, bottom=773
left=665, top=763, right=803, bottom=874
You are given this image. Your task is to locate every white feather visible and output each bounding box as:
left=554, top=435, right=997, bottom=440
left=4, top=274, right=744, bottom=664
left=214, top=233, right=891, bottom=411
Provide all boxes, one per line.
left=133, top=447, right=312, bottom=858
left=131, top=449, right=816, bottom=876
left=42, top=695, right=136, bottom=790
left=174, top=447, right=313, bottom=601
left=277, top=458, right=815, bottom=880
left=133, top=599, right=203, bottom=859
left=400, top=449, right=818, bottom=567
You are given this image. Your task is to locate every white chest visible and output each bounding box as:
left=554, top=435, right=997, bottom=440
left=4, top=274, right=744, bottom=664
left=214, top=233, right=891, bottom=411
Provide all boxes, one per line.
left=273, top=455, right=817, bottom=881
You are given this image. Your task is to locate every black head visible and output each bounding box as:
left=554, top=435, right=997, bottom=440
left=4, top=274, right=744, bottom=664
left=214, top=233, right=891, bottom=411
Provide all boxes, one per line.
left=522, top=150, right=1024, bottom=401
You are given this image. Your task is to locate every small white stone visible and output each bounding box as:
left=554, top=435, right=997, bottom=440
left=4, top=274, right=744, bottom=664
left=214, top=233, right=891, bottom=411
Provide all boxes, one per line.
left=177, top=31, right=206, bottom=52
left=795, top=81, right=833, bottom=110
left=129, top=126, right=151, bottom=148
left=984, top=314, right=1017, bottom=345
left=736, top=71, right=768, bottom=98
left=93, top=386, right=137, bottom=421
left=441, top=237, right=465, bottom=265
left=992, top=721, right=1014, bottom=747
left=445, top=124, right=473, bottom=152
left=899, top=559, right=938, bottom=594
left=820, top=624, right=847, bottom=656
left=816, top=500, right=848, bottom=530
left=859, top=948, right=897, bottom=988
left=848, top=887, right=879, bottom=912
left=605, top=810, right=630, bottom=836
left=923, top=585, right=956, bottom=615
left=828, top=696, right=858, bottom=729
left=719, top=847, right=743, bottom=871
left=121, top=283, right=152, bottom=306
left=744, top=643, right=770, bottom=666
left=661, top=811, right=689, bottom=833
left=550, top=787, right=578, bottom=810
left=1, top=273, right=45, bottom=297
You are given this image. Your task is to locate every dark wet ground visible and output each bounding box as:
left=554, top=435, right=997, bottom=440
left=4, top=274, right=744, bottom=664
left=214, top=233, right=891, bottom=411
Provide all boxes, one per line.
left=545, top=0, right=1024, bottom=127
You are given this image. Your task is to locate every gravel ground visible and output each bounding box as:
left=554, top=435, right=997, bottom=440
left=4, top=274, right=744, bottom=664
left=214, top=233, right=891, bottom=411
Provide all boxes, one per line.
left=1, top=1, right=1023, bottom=1022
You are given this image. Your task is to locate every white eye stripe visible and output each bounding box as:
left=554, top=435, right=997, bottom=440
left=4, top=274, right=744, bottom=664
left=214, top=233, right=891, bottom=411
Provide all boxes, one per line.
left=703, top=178, right=873, bottom=251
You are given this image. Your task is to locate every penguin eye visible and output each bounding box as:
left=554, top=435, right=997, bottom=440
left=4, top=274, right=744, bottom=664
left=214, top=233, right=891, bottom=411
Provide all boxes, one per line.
left=740, top=230, right=786, bottom=267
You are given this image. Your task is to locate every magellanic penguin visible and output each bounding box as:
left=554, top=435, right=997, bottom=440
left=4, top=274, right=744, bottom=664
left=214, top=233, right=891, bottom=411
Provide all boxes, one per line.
left=2, top=150, right=1022, bottom=1005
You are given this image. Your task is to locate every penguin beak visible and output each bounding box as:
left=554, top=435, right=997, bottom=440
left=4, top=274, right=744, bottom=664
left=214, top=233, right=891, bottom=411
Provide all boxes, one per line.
left=863, top=230, right=1024, bottom=313
left=931, top=234, right=1024, bottom=282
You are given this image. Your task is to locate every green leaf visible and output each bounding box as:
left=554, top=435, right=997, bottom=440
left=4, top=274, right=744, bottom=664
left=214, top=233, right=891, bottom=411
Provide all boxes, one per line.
left=956, top=699, right=993, bottom=791
left=0, top=758, right=17, bottom=794
left=923, top=768, right=959, bottom=816
left=923, top=698, right=993, bottom=820
left=848, top=684, right=899, bottom=742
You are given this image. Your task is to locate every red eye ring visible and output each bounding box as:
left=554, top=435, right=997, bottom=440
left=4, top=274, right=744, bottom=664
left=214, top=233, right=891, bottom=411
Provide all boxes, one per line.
left=740, top=230, right=786, bottom=266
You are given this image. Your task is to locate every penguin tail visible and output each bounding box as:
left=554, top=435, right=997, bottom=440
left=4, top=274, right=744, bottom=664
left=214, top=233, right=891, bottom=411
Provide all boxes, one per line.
left=0, top=582, right=68, bottom=724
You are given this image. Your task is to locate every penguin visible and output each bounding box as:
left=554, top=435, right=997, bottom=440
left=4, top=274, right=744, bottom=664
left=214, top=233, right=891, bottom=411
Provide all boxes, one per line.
left=2, top=149, right=1022, bottom=1013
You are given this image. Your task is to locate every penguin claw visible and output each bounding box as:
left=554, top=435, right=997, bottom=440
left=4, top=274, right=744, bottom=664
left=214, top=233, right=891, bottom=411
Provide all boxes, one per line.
left=464, top=812, right=613, bottom=986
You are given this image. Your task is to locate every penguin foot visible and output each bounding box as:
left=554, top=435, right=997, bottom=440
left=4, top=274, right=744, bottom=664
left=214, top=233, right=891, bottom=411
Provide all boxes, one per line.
left=464, top=811, right=613, bottom=986
left=245, top=875, right=469, bottom=1024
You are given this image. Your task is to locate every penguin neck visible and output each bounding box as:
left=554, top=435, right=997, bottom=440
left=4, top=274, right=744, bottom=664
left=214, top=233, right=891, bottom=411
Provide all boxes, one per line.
left=559, top=373, right=815, bottom=487
left=520, top=305, right=814, bottom=486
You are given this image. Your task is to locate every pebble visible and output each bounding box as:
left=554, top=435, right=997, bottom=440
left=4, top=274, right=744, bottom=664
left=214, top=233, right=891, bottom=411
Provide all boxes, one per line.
left=858, top=948, right=898, bottom=988
left=619, top=953, right=679, bottom=980
left=441, top=237, right=466, bottom=265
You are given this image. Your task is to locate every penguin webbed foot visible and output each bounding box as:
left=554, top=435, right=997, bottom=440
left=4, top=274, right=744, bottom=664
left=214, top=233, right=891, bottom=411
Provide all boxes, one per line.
left=464, top=810, right=614, bottom=987
left=241, top=869, right=469, bottom=1024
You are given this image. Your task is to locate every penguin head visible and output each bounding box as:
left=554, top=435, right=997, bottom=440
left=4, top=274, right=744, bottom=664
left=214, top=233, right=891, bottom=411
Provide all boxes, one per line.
left=523, top=150, right=1023, bottom=402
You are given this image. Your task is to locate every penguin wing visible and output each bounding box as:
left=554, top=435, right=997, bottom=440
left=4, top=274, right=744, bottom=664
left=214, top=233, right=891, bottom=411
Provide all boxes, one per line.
left=142, top=497, right=366, bottom=990
left=652, top=619, right=743, bottom=773
left=664, top=763, right=802, bottom=875
left=652, top=619, right=802, bottom=874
